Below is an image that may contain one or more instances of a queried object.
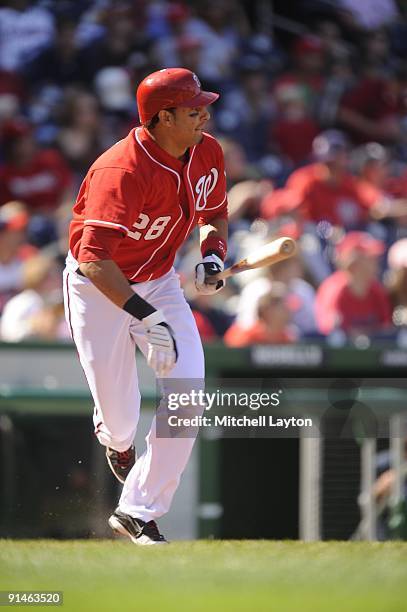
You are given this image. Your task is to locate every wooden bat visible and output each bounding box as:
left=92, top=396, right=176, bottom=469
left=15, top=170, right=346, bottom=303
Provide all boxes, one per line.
left=214, top=237, right=297, bottom=281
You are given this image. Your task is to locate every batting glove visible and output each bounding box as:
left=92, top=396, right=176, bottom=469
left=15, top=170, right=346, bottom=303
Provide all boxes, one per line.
left=195, top=254, right=225, bottom=295
left=142, top=310, right=178, bottom=377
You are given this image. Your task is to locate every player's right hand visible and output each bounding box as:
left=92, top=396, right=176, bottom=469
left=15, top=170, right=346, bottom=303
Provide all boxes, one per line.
left=195, top=254, right=225, bottom=295
left=142, top=310, right=178, bottom=377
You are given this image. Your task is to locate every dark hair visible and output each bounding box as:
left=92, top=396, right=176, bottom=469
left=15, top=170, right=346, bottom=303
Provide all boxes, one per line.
left=147, top=107, right=176, bottom=130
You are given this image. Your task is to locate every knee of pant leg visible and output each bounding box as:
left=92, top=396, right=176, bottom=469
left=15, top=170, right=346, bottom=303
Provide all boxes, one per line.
left=94, top=395, right=140, bottom=449
left=96, top=424, right=137, bottom=451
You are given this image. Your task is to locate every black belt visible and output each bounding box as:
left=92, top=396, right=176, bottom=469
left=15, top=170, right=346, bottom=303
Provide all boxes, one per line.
left=76, top=268, right=139, bottom=285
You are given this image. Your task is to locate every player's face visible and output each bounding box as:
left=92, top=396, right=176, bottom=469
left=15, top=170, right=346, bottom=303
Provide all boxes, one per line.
left=171, top=106, right=210, bottom=148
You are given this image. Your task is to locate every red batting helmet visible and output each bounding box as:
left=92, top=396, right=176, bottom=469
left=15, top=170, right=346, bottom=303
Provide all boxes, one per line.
left=136, top=68, right=219, bottom=124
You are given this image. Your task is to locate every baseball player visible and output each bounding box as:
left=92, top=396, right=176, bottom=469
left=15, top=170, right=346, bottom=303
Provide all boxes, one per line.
left=63, top=68, right=228, bottom=544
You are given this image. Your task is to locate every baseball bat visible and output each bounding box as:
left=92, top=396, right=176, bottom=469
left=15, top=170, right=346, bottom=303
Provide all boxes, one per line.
left=214, top=237, right=297, bottom=281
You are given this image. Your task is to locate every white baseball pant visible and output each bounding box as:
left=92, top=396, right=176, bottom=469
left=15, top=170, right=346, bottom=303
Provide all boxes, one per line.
left=63, top=263, right=204, bottom=522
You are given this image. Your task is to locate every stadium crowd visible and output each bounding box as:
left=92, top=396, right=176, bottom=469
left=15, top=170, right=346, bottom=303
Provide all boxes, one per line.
left=0, top=0, right=407, bottom=347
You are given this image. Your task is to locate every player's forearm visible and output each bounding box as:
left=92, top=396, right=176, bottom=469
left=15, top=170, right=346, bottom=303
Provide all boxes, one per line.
left=79, top=260, right=135, bottom=308
left=199, top=218, right=228, bottom=258
left=200, top=218, right=228, bottom=244
left=79, top=259, right=159, bottom=320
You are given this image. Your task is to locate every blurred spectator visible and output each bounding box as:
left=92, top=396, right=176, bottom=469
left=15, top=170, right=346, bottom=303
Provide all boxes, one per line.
left=315, top=231, right=392, bottom=335
left=218, top=136, right=273, bottom=226
left=227, top=180, right=273, bottom=227
left=93, top=67, right=137, bottom=143
left=336, top=0, right=400, bottom=31
left=75, top=1, right=112, bottom=48
left=183, top=0, right=246, bottom=86
left=216, top=56, right=273, bottom=162
left=152, top=2, right=192, bottom=68
left=386, top=238, right=407, bottom=326
left=218, top=135, right=277, bottom=226
left=0, top=118, right=73, bottom=214
left=360, top=29, right=393, bottom=77
left=57, top=89, right=107, bottom=180
left=191, top=293, right=233, bottom=340
left=0, top=69, right=25, bottom=121
left=192, top=308, right=218, bottom=343
left=0, top=0, right=55, bottom=71
left=0, top=251, right=66, bottom=342
left=224, top=282, right=297, bottom=347
left=351, top=142, right=407, bottom=222
left=94, top=66, right=135, bottom=115
left=270, top=83, right=319, bottom=165
left=23, top=16, right=87, bottom=88
left=273, top=35, right=326, bottom=114
left=80, top=3, right=151, bottom=82
left=319, top=53, right=356, bottom=127
left=387, top=165, right=407, bottom=200
left=261, top=130, right=400, bottom=230
left=338, top=65, right=407, bottom=143
left=235, top=256, right=317, bottom=335
left=315, top=20, right=351, bottom=62
left=218, top=137, right=259, bottom=189
left=176, top=35, right=203, bottom=75
left=351, top=142, right=390, bottom=188
left=260, top=186, right=301, bottom=224
left=0, top=200, right=34, bottom=314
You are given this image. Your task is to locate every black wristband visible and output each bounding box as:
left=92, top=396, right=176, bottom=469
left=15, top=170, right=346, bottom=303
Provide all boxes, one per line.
left=123, top=293, right=156, bottom=320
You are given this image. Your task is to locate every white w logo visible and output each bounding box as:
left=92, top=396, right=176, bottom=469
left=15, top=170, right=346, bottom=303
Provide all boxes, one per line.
left=195, top=168, right=218, bottom=211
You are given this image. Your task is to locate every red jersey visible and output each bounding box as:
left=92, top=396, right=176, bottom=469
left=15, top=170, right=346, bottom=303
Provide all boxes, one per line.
left=0, top=149, right=72, bottom=211
left=69, top=127, right=228, bottom=282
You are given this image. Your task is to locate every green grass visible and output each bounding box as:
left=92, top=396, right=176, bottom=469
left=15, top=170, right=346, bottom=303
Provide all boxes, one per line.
left=0, top=540, right=406, bottom=612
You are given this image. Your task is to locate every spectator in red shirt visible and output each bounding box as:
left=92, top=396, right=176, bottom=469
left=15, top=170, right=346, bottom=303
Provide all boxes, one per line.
left=270, top=84, right=319, bottom=166
left=261, top=130, right=398, bottom=229
left=0, top=118, right=73, bottom=213
left=315, top=231, right=392, bottom=335
left=224, top=283, right=296, bottom=347
left=338, top=67, right=407, bottom=144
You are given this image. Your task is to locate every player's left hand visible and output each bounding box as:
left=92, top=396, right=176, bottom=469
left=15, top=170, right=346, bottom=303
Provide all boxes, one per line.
left=142, top=310, right=178, bottom=377
left=195, top=254, right=225, bottom=295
